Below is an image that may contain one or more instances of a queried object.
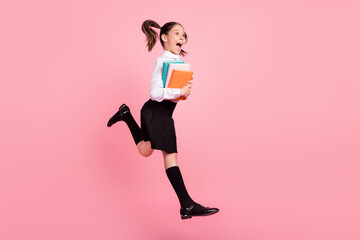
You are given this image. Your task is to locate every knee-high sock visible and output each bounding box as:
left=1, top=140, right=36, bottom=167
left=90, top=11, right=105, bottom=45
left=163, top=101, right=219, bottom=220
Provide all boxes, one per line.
left=166, top=166, right=194, bottom=208
left=122, top=112, right=144, bottom=145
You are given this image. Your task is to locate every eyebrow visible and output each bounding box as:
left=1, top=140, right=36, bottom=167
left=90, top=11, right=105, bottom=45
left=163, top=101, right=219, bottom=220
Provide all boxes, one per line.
left=174, top=30, right=186, bottom=35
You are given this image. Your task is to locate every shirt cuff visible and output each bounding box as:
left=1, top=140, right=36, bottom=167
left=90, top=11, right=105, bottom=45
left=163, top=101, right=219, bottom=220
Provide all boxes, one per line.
left=172, top=88, right=181, bottom=99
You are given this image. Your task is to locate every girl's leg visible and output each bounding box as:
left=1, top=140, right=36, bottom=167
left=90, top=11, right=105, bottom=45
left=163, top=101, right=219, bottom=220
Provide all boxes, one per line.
left=161, top=151, right=178, bottom=169
left=137, top=140, right=154, bottom=157
left=162, top=150, right=219, bottom=219
left=108, top=104, right=154, bottom=157
left=162, top=151, right=193, bottom=207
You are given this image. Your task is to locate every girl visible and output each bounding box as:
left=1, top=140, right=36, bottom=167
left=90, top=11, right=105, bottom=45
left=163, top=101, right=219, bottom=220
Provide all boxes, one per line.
left=107, top=19, right=219, bottom=219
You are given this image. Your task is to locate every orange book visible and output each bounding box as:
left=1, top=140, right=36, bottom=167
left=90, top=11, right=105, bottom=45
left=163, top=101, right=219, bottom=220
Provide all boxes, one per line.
left=167, top=69, right=194, bottom=100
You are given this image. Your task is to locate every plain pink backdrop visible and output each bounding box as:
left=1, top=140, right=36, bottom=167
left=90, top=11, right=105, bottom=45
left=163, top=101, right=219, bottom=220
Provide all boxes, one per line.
left=1, top=0, right=359, bottom=239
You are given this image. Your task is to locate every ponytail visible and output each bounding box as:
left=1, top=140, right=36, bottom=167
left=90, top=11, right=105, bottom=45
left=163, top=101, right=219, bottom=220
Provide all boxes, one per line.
left=141, top=19, right=161, bottom=52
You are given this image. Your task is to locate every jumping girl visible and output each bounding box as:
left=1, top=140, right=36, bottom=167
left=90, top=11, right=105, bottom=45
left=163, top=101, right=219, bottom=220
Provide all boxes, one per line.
left=107, top=19, right=219, bottom=219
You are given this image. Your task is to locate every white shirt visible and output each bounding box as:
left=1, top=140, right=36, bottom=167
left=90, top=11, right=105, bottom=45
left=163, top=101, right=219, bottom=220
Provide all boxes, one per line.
left=150, top=50, right=182, bottom=102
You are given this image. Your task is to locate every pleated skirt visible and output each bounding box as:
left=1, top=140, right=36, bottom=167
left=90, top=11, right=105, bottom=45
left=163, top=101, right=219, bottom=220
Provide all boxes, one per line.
left=140, top=99, right=178, bottom=153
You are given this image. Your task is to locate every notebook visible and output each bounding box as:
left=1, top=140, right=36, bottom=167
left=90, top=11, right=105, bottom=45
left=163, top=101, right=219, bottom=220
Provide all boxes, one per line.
left=162, top=60, right=184, bottom=87
left=165, top=63, right=191, bottom=88
left=168, top=69, right=194, bottom=100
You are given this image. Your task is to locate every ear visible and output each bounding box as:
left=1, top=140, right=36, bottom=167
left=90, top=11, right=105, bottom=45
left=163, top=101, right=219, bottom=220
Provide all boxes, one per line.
left=161, top=34, right=167, bottom=42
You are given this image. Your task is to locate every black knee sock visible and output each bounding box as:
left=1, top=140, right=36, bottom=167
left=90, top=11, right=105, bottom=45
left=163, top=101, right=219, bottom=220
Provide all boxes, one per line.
left=166, top=166, right=194, bottom=208
left=122, top=112, right=144, bottom=145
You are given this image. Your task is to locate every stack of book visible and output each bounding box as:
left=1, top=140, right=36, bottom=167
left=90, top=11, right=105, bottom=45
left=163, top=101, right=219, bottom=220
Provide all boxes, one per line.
left=162, top=61, right=194, bottom=100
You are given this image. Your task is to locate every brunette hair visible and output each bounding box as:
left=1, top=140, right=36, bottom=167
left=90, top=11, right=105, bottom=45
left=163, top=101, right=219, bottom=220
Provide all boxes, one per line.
left=141, top=19, right=188, bottom=57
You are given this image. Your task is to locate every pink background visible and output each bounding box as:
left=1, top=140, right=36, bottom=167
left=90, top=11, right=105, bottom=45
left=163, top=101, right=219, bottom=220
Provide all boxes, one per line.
left=1, top=0, right=359, bottom=239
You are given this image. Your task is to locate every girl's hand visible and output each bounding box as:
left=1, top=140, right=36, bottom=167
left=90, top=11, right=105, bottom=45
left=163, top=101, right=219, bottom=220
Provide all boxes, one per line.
left=181, top=78, right=194, bottom=99
left=181, top=85, right=191, bottom=99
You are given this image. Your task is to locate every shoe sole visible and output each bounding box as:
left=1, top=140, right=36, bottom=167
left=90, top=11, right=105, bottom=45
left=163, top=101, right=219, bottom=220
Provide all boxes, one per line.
left=181, top=209, right=219, bottom=220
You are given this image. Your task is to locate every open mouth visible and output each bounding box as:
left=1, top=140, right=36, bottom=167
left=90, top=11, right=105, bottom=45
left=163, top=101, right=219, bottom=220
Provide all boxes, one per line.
left=176, top=43, right=182, bottom=50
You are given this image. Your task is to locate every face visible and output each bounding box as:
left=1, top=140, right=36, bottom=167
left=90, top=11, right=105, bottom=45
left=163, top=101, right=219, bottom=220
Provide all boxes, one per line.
left=161, top=25, right=187, bottom=55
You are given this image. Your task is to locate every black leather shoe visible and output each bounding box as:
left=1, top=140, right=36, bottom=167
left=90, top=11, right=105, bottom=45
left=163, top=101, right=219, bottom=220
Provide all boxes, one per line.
left=180, top=203, right=219, bottom=220
left=107, top=104, right=130, bottom=127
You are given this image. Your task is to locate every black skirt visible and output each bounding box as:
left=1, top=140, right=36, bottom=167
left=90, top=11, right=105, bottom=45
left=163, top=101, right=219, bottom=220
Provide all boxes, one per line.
left=141, top=99, right=178, bottom=153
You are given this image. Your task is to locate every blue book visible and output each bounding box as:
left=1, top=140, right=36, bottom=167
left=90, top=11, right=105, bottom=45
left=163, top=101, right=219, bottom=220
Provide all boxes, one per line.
left=162, top=60, right=184, bottom=87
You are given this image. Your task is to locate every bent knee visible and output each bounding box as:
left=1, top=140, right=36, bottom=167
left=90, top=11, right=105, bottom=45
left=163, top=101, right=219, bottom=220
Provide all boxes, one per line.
left=141, top=152, right=152, bottom=158
left=140, top=149, right=154, bottom=158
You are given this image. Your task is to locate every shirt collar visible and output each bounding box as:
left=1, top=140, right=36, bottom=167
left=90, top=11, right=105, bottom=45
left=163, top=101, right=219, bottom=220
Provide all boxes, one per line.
left=162, top=50, right=182, bottom=60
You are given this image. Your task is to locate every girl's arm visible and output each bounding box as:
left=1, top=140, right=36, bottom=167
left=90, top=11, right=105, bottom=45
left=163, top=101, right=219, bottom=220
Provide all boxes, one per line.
left=150, top=59, right=182, bottom=102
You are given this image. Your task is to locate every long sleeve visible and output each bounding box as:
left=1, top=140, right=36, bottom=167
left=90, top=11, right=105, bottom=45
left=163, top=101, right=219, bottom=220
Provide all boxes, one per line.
left=150, top=58, right=181, bottom=102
